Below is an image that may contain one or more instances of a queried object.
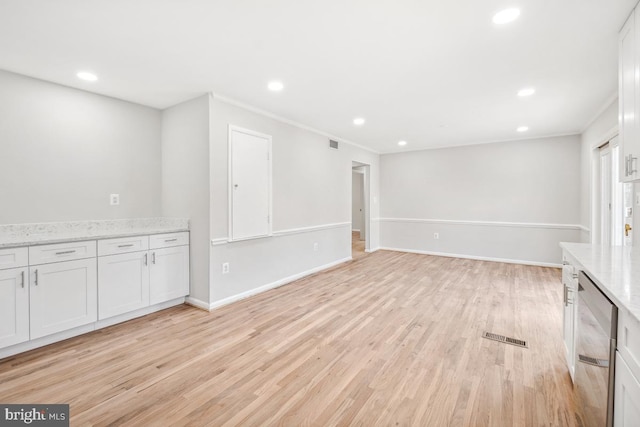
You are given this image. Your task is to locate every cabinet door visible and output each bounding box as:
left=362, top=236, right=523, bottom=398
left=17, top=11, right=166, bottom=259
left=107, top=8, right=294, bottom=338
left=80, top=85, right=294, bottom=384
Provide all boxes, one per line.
left=98, top=251, right=150, bottom=320
left=562, top=284, right=577, bottom=380
left=620, top=9, right=639, bottom=182
left=149, top=246, right=189, bottom=305
left=0, top=268, right=29, bottom=348
left=615, top=352, right=640, bottom=427
left=30, top=258, right=97, bottom=339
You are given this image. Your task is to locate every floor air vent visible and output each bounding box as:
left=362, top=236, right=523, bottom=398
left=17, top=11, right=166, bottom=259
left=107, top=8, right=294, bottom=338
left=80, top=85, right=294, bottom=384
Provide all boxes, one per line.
left=482, top=331, right=528, bottom=348
left=578, top=354, right=609, bottom=367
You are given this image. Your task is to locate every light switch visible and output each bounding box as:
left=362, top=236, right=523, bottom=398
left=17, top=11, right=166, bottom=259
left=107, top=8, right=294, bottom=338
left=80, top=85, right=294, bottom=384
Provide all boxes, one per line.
left=110, top=194, right=120, bottom=206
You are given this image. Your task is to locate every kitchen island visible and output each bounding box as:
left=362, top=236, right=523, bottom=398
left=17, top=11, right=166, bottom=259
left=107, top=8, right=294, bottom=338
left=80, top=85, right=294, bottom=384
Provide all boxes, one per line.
left=561, top=242, right=640, bottom=427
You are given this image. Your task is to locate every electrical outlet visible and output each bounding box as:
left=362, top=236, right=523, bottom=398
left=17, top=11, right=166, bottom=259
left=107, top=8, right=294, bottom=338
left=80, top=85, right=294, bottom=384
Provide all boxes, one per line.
left=110, top=194, right=120, bottom=206
left=222, top=262, right=230, bottom=274
left=313, top=242, right=319, bottom=251
left=434, top=232, right=439, bottom=240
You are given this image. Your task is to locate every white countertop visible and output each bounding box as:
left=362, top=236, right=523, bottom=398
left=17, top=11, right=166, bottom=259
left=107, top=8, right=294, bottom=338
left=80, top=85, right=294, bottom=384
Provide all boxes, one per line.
left=0, top=218, right=189, bottom=248
left=560, top=242, right=640, bottom=322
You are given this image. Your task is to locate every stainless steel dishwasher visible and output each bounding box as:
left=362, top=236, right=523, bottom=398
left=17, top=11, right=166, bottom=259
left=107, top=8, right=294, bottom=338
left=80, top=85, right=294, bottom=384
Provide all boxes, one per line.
left=575, top=271, right=618, bottom=427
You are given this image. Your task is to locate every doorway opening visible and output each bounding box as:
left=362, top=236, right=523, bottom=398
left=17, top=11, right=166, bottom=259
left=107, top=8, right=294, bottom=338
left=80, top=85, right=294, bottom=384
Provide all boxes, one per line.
left=351, top=161, right=370, bottom=259
left=597, top=135, right=633, bottom=246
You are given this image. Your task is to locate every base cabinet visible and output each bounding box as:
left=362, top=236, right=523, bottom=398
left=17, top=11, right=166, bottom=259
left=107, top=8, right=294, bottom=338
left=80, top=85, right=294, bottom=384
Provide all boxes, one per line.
left=0, top=267, right=29, bottom=348
left=29, top=258, right=97, bottom=340
left=98, top=245, right=189, bottom=319
left=150, top=245, right=190, bottom=305
left=98, top=251, right=150, bottom=320
left=615, top=352, right=640, bottom=426
left=0, top=231, right=189, bottom=357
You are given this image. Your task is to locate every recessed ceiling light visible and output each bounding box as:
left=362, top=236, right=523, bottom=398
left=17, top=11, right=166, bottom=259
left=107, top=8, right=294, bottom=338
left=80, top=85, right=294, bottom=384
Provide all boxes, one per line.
left=398, top=140, right=408, bottom=146
left=77, top=71, right=98, bottom=82
left=353, top=117, right=365, bottom=126
left=268, top=81, right=284, bottom=91
left=518, top=88, right=535, bottom=97
left=492, top=8, right=521, bottom=25
left=517, top=126, right=529, bottom=132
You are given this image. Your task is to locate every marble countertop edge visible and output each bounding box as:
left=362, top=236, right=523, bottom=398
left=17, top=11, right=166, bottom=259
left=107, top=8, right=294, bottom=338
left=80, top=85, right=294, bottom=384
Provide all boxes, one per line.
left=0, top=218, right=190, bottom=249
left=560, top=242, right=640, bottom=323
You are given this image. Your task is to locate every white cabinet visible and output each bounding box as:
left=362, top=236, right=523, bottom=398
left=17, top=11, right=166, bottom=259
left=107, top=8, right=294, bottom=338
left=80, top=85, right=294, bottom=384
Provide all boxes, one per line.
left=98, top=251, right=150, bottom=320
left=562, top=254, right=579, bottom=381
left=0, top=230, right=189, bottom=356
left=615, top=352, right=640, bottom=427
left=615, top=300, right=640, bottom=425
left=149, top=245, right=189, bottom=305
left=619, top=7, right=640, bottom=182
left=97, top=232, right=189, bottom=319
left=0, top=267, right=29, bottom=348
left=29, top=258, right=97, bottom=339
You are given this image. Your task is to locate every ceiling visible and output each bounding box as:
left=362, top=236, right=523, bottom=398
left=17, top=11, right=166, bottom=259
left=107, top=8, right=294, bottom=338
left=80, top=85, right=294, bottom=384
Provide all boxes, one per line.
left=0, top=0, right=635, bottom=153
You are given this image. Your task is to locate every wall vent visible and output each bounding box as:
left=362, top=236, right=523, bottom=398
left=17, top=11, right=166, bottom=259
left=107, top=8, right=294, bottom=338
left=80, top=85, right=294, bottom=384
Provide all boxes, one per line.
left=329, top=140, right=339, bottom=150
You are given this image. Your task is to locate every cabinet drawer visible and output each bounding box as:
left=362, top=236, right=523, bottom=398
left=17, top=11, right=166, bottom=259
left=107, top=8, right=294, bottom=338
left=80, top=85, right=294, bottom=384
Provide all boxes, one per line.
left=149, top=232, right=189, bottom=249
left=619, top=308, right=640, bottom=382
left=0, top=247, right=28, bottom=270
left=29, top=240, right=97, bottom=265
left=98, top=235, right=149, bottom=256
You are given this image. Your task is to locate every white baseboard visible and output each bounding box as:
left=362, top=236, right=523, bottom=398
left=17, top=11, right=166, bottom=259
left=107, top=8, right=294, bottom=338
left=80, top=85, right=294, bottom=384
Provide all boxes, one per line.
left=352, top=229, right=360, bottom=232
left=379, top=247, right=561, bottom=268
left=185, top=296, right=211, bottom=311
left=364, top=247, right=380, bottom=253
left=208, top=256, right=353, bottom=311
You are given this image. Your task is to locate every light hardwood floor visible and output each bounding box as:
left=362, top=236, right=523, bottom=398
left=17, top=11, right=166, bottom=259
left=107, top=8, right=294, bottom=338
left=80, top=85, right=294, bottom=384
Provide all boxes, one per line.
left=352, top=231, right=366, bottom=260
left=0, top=251, right=576, bottom=426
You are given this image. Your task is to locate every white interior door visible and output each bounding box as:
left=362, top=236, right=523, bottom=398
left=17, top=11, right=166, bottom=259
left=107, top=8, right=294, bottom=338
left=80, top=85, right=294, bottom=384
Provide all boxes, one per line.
left=600, top=137, right=633, bottom=247
left=359, top=173, right=365, bottom=241
left=601, top=145, right=612, bottom=246
left=229, top=126, right=272, bottom=241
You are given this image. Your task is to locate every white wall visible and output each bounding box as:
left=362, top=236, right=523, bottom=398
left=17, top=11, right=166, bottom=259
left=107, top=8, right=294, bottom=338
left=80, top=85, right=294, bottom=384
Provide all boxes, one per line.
left=161, top=94, right=211, bottom=304
left=351, top=171, right=363, bottom=231
left=0, top=69, right=162, bottom=223
left=209, top=95, right=379, bottom=305
left=580, top=99, right=618, bottom=243
left=379, top=135, right=582, bottom=266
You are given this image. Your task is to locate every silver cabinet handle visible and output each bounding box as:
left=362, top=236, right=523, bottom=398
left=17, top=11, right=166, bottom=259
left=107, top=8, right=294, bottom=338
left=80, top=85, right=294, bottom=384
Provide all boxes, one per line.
left=626, top=155, right=630, bottom=177
left=21, top=271, right=25, bottom=288
left=144, top=253, right=148, bottom=266
left=164, top=238, right=178, bottom=242
left=567, top=290, right=574, bottom=305
left=55, top=250, right=76, bottom=255
left=34, top=269, right=38, bottom=286
left=118, top=244, right=135, bottom=248
left=152, top=252, right=156, bottom=264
